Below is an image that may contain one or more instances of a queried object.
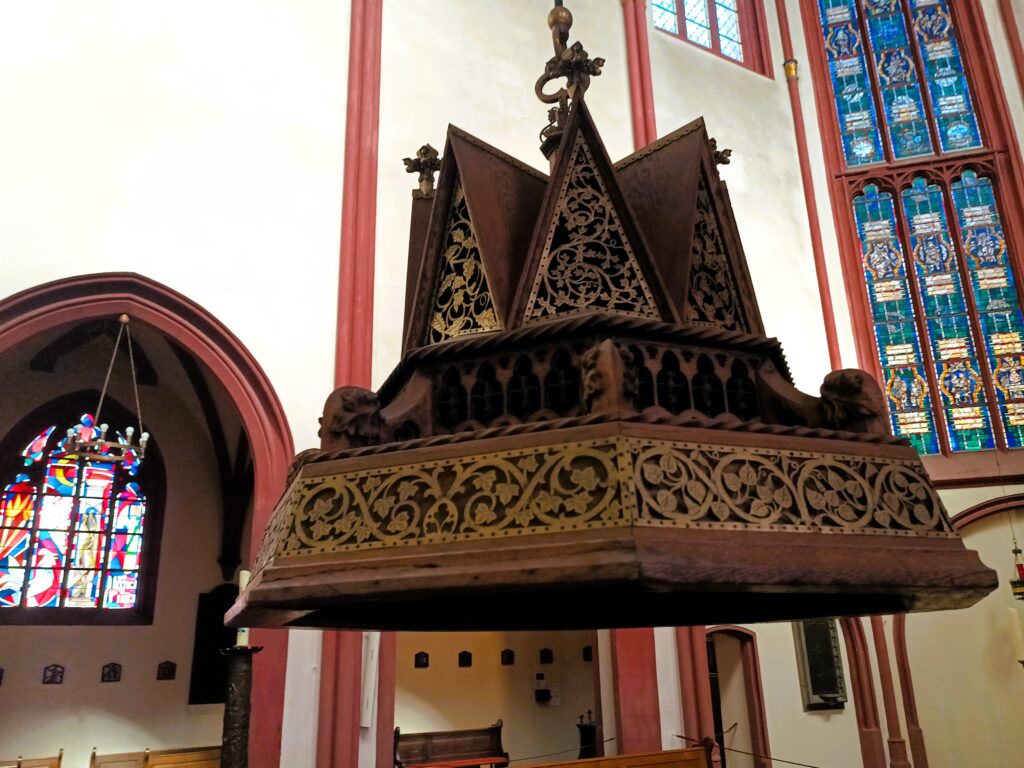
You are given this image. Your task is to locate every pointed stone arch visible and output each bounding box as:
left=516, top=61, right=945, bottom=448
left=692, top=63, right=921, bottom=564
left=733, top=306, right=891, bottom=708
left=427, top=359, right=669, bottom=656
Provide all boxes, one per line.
left=0, top=272, right=293, bottom=765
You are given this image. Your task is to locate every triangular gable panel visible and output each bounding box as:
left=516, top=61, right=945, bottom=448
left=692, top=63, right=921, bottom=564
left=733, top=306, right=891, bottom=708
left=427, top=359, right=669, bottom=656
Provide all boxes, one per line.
left=523, top=125, right=662, bottom=322
left=449, top=127, right=548, bottom=325
left=686, top=168, right=750, bottom=333
left=425, top=176, right=502, bottom=343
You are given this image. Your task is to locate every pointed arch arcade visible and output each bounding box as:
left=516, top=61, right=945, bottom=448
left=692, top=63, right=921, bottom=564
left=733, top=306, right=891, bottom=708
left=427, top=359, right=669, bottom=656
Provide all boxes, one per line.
left=0, top=273, right=293, bottom=768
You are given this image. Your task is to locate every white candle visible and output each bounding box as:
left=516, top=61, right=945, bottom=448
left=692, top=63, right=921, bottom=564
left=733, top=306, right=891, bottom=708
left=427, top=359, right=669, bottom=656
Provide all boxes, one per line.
left=1009, top=607, right=1024, bottom=662
left=237, top=570, right=252, bottom=647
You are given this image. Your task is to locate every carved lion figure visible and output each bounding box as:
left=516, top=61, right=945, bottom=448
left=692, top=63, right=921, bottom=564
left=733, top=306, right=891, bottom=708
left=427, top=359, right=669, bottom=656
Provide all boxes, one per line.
left=319, top=386, right=385, bottom=451
left=818, top=369, right=887, bottom=435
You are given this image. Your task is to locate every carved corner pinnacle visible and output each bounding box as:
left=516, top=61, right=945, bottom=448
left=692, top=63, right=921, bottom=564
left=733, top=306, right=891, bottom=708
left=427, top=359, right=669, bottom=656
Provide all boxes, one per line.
left=582, top=339, right=638, bottom=416
left=709, top=137, right=732, bottom=166
left=403, top=144, right=441, bottom=196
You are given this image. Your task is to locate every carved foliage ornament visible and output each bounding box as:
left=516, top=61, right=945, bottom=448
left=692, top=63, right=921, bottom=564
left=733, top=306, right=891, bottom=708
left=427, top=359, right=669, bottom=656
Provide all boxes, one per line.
left=260, top=437, right=952, bottom=565
left=428, top=180, right=502, bottom=343
left=526, top=133, right=660, bottom=321
left=686, top=173, right=748, bottom=332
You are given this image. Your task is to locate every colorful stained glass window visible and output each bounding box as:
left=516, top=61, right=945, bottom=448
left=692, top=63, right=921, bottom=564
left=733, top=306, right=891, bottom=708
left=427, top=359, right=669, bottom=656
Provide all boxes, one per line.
left=909, top=0, right=982, bottom=152
left=862, top=0, right=933, bottom=159
left=0, top=414, right=148, bottom=610
left=816, top=0, right=982, bottom=166
left=854, top=184, right=940, bottom=453
left=901, top=177, right=993, bottom=450
left=817, top=0, right=885, bottom=166
left=951, top=171, right=1024, bottom=447
left=855, top=176, right=1024, bottom=454
left=652, top=0, right=746, bottom=64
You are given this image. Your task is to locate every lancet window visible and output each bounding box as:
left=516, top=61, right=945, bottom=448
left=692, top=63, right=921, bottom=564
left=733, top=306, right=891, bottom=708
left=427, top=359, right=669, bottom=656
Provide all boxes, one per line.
left=652, top=0, right=769, bottom=74
left=0, top=413, right=149, bottom=614
left=808, top=0, right=1024, bottom=466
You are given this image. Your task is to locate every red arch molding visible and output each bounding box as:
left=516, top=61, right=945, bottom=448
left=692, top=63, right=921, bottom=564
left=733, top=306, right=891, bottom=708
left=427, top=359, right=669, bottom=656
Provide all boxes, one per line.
left=705, top=626, right=772, bottom=768
left=0, top=272, right=294, bottom=768
left=952, top=493, right=1024, bottom=530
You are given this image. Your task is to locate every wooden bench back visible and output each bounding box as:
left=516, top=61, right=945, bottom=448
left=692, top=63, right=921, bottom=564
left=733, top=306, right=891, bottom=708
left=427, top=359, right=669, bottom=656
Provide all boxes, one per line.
left=395, top=720, right=506, bottom=766
left=0, top=752, right=62, bottom=768
left=90, top=747, right=220, bottom=768
left=533, top=747, right=710, bottom=768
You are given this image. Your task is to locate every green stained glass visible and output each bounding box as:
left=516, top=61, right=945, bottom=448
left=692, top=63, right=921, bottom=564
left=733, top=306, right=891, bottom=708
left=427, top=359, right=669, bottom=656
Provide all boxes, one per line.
left=952, top=172, right=1024, bottom=447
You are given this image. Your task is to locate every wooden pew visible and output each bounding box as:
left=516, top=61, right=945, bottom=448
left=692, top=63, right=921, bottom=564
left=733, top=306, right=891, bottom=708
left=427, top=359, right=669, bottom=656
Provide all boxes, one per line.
left=0, top=752, right=63, bottom=768
left=394, top=721, right=509, bottom=768
left=89, top=747, right=220, bottom=768
left=533, top=747, right=711, bottom=768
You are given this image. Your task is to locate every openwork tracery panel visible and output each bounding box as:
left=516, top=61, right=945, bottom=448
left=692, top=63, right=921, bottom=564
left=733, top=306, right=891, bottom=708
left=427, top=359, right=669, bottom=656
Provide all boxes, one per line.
left=686, top=173, right=748, bottom=331
left=525, top=133, right=660, bottom=321
left=428, top=180, right=502, bottom=343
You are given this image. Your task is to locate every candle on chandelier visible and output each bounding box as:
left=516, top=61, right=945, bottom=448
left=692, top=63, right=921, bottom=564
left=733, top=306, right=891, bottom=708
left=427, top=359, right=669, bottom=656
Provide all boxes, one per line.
left=1009, top=607, right=1024, bottom=663
left=236, top=569, right=251, bottom=648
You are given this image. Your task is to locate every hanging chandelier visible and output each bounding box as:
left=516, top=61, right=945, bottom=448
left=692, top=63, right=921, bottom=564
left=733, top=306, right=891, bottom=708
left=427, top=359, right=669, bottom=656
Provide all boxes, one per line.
left=67, top=314, right=149, bottom=464
left=1010, top=514, right=1024, bottom=601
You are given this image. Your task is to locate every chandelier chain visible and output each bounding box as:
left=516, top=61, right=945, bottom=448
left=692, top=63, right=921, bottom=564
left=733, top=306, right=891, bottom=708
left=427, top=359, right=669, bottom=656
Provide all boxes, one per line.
left=94, top=318, right=126, bottom=428
left=126, top=322, right=144, bottom=436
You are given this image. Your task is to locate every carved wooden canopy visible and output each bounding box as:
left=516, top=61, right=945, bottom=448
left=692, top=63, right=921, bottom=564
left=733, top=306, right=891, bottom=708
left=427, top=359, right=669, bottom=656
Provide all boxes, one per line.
left=228, top=47, right=994, bottom=632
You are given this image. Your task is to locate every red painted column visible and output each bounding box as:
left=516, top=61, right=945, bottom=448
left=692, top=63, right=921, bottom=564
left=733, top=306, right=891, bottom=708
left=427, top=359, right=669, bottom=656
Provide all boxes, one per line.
left=997, top=0, right=1024, bottom=104
left=622, top=0, right=658, bottom=147
left=839, top=618, right=887, bottom=768
left=870, top=616, right=912, bottom=768
left=375, top=632, right=398, bottom=768
left=610, top=628, right=663, bottom=754
left=675, top=627, right=717, bottom=762
left=774, top=0, right=842, bottom=370
left=893, top=615, right=929, bottom=768
left=321, top=1, right=384, bottom=766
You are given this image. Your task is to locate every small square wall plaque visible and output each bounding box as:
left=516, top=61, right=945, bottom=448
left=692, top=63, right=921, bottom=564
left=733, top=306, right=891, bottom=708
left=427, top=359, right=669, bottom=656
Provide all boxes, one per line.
left=101, top=662, right=122, bottom=683
left=156, top=661, right=177, bottom=681
left=43, top=664, right=64, bottom=685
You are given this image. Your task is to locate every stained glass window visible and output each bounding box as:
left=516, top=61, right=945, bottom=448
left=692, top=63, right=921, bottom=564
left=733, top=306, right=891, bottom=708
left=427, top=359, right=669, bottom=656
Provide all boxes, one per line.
left=816, top=0, right=983, bottom=166
left=0, top=414, right=147, bottom=610
left=652, top=0, right=754, bottom=67
left=853, top=175, right=1024, bottom=454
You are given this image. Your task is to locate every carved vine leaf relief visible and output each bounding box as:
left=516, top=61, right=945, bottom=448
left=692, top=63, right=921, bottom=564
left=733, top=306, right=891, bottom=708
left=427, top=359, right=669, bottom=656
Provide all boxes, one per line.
left=632, top=441, right=951, bottom=534
left=428, top=180, right=502, bottom=343
left=277, top=441, right=626, bottom=556
left=685, top=174, right=748, bottom=332
left=526, top=134, right=660, bottom=321
left=257, top=438, right=954, bottom=564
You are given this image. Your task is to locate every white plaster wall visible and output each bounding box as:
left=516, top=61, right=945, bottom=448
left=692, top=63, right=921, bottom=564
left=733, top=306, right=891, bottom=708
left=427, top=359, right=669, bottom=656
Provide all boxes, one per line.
left=903, top=513, right=1024, bottom=768
left=733, top=621, right=863, bottom=768
left=394, top=631, right=598, bottom=766
left=373, top=0, right=633, bottom=387
left=0, top=0, right=347, bottom=453
left=710, top=634, right=754, bottom=768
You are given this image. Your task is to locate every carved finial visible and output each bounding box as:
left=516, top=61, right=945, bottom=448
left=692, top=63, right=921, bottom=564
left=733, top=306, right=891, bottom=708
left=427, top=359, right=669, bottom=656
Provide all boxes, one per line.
left=709, top=137, right=732, bottom=166
left=403, top=144, right=441, bottom=195
left=535, top=2, right=604, bottom=147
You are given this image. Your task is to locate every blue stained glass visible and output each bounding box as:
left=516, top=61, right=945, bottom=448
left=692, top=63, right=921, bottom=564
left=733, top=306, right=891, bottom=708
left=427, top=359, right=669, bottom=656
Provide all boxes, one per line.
left=818, top=0, right=884, bottom=165
left=862, top=0, right=934, bottom=159
left=715, top=1, right=743, bottom=61
left=952, top=171, right=1024, bottom=447
left=652, top=0, right=679, bottom=34
left=684, top=0, right=712, bottom=47
left=0, top=567, right=24, bottom=607
left=854, top=184, right=940, bottom=453
left=901, top=177, right=994, bottom=451
left=909, top=0, right=982, bottom=152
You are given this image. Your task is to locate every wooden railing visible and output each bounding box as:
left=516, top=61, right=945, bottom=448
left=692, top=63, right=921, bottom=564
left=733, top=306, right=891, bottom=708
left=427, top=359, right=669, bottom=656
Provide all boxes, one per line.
left=533, top=747, right=711, bottom=768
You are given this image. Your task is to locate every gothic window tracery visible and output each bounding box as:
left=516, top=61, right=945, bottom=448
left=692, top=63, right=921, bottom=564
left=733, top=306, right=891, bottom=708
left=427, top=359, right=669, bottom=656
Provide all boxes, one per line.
left=652, top=0, right=770, bottom=75
left=810, top=0, right=1024, bottom=465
